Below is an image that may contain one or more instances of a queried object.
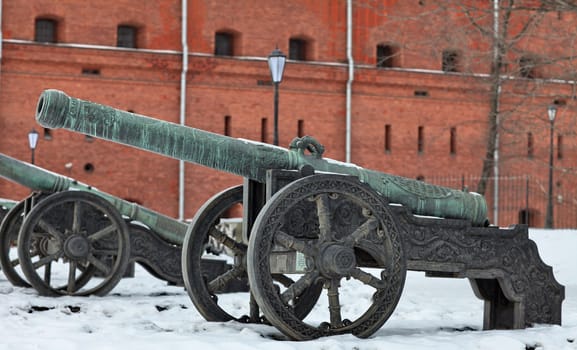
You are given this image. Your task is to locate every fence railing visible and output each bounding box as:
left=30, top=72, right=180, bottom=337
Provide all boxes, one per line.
left=426, top=175, right=577, bottom=228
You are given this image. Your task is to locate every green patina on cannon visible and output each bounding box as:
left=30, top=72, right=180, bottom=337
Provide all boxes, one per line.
left=36, top=89, right=488, bottom=227
left=0, top=153, right=244, bottom=296
left=0, top=152, right=187, bottom=244
left=35, top=90, right=564, bottom=341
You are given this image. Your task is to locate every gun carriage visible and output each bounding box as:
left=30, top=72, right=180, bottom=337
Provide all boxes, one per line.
left=35, top=89, right=564, bottom=340
left=0, top=198, right=16, bottom=223
left=0, top=153, right=244, bottom=296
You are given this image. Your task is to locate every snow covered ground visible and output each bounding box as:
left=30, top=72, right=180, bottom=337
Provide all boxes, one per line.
left=0, top=229, right=575, bottom=350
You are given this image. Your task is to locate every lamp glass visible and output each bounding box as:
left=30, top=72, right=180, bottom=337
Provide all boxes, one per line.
left=28, top=129, right=39, bottom=150
left=547, top=105, right=557, bottom=122
left=268, top=48, right=286, bottom=83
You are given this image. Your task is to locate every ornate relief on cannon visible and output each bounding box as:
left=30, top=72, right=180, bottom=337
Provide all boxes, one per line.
left=34, top=89, right=564, bottom=340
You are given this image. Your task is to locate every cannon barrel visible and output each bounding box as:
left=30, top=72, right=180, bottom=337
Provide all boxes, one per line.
left=0, top=152, right=187, bottom=244
left=36, top=89, right=489, bottom=226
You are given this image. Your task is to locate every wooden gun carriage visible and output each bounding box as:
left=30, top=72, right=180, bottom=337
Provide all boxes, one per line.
left=35, top=89, right=564, bottom=340
left=0, top=153, right=243, bottom=296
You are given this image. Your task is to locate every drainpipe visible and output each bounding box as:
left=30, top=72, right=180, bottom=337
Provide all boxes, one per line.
left=492, top=0, right=500, bottom=225
left=345, top=0, right=354, bottom=163
left=0, top=0, right=3, bottom=72
left=178, top=0, right=188, bottom=221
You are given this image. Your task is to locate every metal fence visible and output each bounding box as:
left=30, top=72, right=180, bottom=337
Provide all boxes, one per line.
left=426, top=175, right=577, bottom=229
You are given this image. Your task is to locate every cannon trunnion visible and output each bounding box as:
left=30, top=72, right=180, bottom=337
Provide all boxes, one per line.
left=33, top=89, right=564, bottom=340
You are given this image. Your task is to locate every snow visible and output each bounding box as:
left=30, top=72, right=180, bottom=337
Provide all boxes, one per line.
left=0, top=229, right=575, bottom=350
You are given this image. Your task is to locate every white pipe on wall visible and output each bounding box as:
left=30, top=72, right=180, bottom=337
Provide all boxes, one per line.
left=0, top=0, right=3, bottom=66
left=492, top=0, right=500, bottom=225
left=345, top=0, right=354, bottom=163
left=178, top=0, right=188, bottom=221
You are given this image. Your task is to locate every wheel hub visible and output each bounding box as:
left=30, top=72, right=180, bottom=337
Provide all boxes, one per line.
left=319, top=244, right=356, bottom=277
left=63, top=235, right=90, bottom=260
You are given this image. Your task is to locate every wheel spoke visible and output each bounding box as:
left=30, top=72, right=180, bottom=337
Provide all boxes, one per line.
left=33, top=253, right=59, bottom=270
left=91, top=249, right=119, bottom=256
left=207, top=265, right=245, bottom=293
left=280, top=271, right=319, bottom=305
left=274, top=231, right=316, bottom=256
left=316, top=194, right=332, bottom=242
left=344, top=217, right=378, bottom=246
left=10, top=257, right=20, bottom=268
left=88, top=224, right=118, bottom=242
left=87, top=254, right=111, bottom=275
left=72, top=200, right=83, bottom=234
left=327, top=279, right=342, bottom=327
left=37, top=220, right=66, bottom=242
left=209, top=226, right=247, bottom=255
left=349, top=268, right=386, bottom=289
left=44, top=262, right=52, bottom=285
left=11, top=250, right=39, bottom=267
left=67, top=261, right=77, bottom=294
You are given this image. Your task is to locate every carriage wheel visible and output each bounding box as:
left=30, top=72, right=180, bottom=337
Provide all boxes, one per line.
left=0, top=199, right=31, bottom=287
left=182, top=185, right=322, bottom=322
left=17, top=191, right=130, bottom=296
left=247, top=174, right=406, bottom=340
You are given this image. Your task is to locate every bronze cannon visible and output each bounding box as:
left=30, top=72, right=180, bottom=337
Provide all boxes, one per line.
left=0, top=152, right=243, bottom=296
left=35, top=89, right=564, bottom=340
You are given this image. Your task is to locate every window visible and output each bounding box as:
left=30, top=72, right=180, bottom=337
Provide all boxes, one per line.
left=261, top=118, right=268, bottom=143
left=117, top=25, right=137, bottom=48
left=450, top=127, right=457, bottom=155
left=376, top=44, right=398, bottom=68
left=297, top=119, right=304, bottom=137
left=224, top=115, right=231, bottom=136
left=384, top=124, right=391, bottom=153
left=289, top=38, right=307, bottom=61
left=43, top=128, right=52, bottom=140
left=418, top=126, right=424, bottom=153
left=519, top=56, right=536, bottom=78
left=35, top=18, right=57, bottom=43
left=215, top=32, right=234, bottom=56
left=557, top=134, right=563, bottom=160
left=527, top=132, right=534, bottom=158
left=442, top=50, right=460, bottom=72
left=82, top=68, right=100, bottom=75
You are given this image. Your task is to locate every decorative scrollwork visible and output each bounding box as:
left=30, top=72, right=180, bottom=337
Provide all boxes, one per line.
left=393, top=207, right=564, bottom=328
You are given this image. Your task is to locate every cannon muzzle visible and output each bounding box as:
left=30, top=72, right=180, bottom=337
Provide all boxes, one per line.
left=36, top=89, right=489, bottom=226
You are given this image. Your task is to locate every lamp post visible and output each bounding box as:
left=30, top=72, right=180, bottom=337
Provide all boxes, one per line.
left=28, top=128, right=39, bottom=165
left=267, top=48, right=286, bottom=146
left=545, top=104, right=557, bottom=229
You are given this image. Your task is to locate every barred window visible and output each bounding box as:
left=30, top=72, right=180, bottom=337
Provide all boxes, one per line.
left=289, top=38, right=308, bottom=61
left=442, top=50, right=460, bottom=72
left=35, top=18, right=56, bottom=43
left=376, top=44, right=398, bottom=68
left=215, top=32, right=234, bottom=56
left=117, top=25, right=137, bottom=48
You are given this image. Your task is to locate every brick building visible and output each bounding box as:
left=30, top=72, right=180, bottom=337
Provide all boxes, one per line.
left=1, top=0, right=576, bottom=227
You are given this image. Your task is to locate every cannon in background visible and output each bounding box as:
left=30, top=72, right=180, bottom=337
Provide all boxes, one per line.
left=0, top=152, right=244, bottom=296
left=36, top=89, right=564, bottom=340
left=0, top=198, right=16, bottom=223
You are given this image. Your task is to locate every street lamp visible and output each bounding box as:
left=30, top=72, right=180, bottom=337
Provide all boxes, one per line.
left=268, top=48, right=286, bottom=146
left=545, top=104, right=557, bottom=229
left=28, top=128, right=39, bottom=165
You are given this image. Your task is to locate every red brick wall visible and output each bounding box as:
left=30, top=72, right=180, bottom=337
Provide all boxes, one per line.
left=1, top=0, right=576, bottom=228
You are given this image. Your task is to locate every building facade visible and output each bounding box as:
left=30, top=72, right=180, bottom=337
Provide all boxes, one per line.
left=1, top=0, right=576, bottom=227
